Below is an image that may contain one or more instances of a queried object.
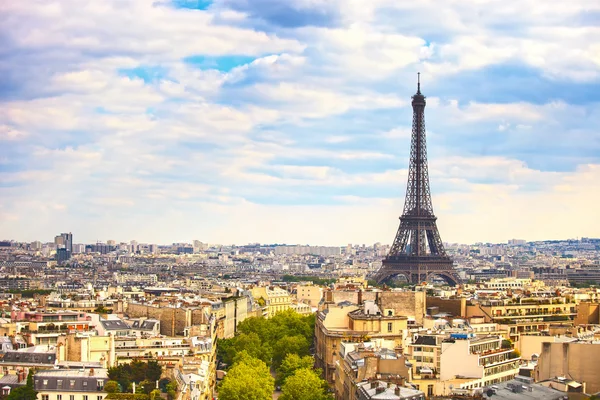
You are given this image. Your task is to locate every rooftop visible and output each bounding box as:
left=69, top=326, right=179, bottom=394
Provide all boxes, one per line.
left=35, top=369, right=109, bottom=378
left=482, top=377, right=566, bottom=400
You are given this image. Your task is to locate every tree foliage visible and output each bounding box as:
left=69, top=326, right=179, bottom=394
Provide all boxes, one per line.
left=108, top=361, right=163, bottom=393
left=272, top=335, right=310, bottom=368
left=218, top=355, right=274, bottom=400
left=218, top=310, right=315, bottom=369
left=276, top=354, right=315, bottom=386
left=7, top=386, right=38, bottom=400
left=104, top=380, right=121, bottom=393
left=279, top=368, right=332, bottom=400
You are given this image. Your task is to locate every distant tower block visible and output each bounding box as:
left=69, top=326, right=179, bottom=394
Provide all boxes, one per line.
left=373, top=75, right=461, bottom=286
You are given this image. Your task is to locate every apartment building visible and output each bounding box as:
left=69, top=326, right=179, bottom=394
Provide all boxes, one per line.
left=315, top=301, right=409, bottom=385
left=439, top=334, right=520, bottom=389
left=295, top=284, right=323, bottom=307
left=11, top=311, right=92, bottom=346
left=466, top=299, right=576, bottom=341
left=34, top=368, right=108, bottom=400
left=334, top=339, right=414, bottom=400
left=250, top=286, right=291, bottom=318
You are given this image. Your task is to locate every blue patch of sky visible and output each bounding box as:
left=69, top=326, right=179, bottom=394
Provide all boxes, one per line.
left=573, top=10, right=600, bottom=26
left=169, top=0, right=212, bottom=10
left=94, top=107, right=112, bottom=115
left=431, top=64, right=600, bottom=105
left=0, top=162, right=26, bottom=173
left=118, top=66, right=170, bottom=83
left=184, top=55, right=256, bottom=72
left=217, top=0, right=340, bottom=28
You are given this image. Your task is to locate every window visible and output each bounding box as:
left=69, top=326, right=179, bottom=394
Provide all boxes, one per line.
left=97, top=396, right=103, bottom=400
left=70, top=380, right=76, bottom=387
left=42, top=396, right=49, bottom=400
left=83, top=396, right=88, bottom=400
left=58, top=395, right=62, bottom=400
left=83, top=382, right=88, bottom=387
left=57, top=380, right=63, bottom=387
left=43, top=380, right=48, bottom=386
left=387, top=322, right=393, bottom=332
left=70, top=395, right=74, bottom=400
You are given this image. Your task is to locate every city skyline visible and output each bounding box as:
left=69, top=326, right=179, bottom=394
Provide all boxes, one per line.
left=1, top=1, right=599, bottom=245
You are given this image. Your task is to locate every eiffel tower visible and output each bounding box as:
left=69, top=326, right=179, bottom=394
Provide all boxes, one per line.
left=373, top=74, right=461, bottom=286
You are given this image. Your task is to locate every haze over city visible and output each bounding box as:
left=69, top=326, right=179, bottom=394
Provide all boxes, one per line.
left=1, top=0, right=599, bottom=245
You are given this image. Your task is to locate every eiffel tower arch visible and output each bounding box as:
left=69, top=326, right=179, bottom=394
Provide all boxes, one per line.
left=374, top=75, right=461, bottom=286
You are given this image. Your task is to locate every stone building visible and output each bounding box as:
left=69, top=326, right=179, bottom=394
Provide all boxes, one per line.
left=535, top=341, right=600, bottom=393
left=335, top=339, right=414, bottom=400
left=315, top=300, right=409, bottom=385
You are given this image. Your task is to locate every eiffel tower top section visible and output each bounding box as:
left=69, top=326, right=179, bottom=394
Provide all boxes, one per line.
left=402, top=73, right=436, bottom=221
left=387, top=74, right=448, bottom=259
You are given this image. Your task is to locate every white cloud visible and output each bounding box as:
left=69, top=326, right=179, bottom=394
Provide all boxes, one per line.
left=1, top=0, right=599, bottom=245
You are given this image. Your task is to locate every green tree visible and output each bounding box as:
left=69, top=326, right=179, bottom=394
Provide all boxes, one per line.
left=8, top=370, right=38, bottom=400
left=108, top=361, right=163, bottom=393
left=276, top=354, right=315, bottom=386
left=165, top=382, right=177, bottom=400
left=149, top=390, right=161, bottom=400
left=7, top=386, right=38, bottom=400
left=139, top=380, right=154, bottom=395
left=220, top=332, right=272, bottom=366
left=218, top=356, right=274, bottom=400
left=104, top=380, right=121, bottom=393
left=272, top=335, right=310, bottom=368
left=145, top=361, right=162, bottom=382
left=280, top=368, right=332, bottom=400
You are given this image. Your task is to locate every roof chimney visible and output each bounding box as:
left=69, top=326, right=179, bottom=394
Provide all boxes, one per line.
left=89, top=368, right=94, bottom=376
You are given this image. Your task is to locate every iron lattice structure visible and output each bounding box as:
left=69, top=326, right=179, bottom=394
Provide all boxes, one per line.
left=373, top=75, right=461, bottom=286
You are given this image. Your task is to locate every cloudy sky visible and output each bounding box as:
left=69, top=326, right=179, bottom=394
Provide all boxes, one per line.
left=1, top=0, right=599, bottom=246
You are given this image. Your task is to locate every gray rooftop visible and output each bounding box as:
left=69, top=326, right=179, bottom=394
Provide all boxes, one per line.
left=483, top=377, right=566, bottom=400
left=34, top=369, right=109, bottom=392
left=100, top=319, right=130, bottom=330
left=0, top=351, right=56, bottom=365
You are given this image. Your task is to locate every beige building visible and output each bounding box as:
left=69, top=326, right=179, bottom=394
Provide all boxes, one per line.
left=315, top=301, right=409, bottom=385
left=466, top=299, right=576, bottom=341
left=223, top=296, right=248, bottom=339
left=295, top=284, right=323, bottom=307
left=250, top=286, right=291, bottom=318
left=575, top=302, right=600, bottom=325
left=535, top=341, right=600, bottom=393
left=335, top=339, right=415, bottom=400
left=34, top=368, right=109, bottom=400
left=439, top=334, right=520, bottom=389
left=57, top=334, right=115, bottom=368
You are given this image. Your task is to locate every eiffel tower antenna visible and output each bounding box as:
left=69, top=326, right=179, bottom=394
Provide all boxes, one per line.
left=373, top=74, right=461, bottom=286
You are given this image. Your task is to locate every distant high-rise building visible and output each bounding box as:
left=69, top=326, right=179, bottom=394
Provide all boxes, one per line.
left=56, top=248, right=70, bottom=264
left=54, top=235, right=64, bottom=246
left=55, top=232, right=73, bottom=262
left=30, top=241, right=42, bottom=250
left=508, top=239, right=527, bottom=246
left=107, top=240, right=116, bottom=246
left=130, top=240, right=138, bottom=253
left=72, top=244, right=85, bottom=253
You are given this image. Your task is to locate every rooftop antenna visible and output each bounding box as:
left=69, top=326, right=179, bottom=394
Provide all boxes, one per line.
left=417, top=72, right=421, bottom=94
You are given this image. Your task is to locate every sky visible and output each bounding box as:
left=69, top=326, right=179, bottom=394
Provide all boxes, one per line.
left=1, top=0, right=599, bottom=246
